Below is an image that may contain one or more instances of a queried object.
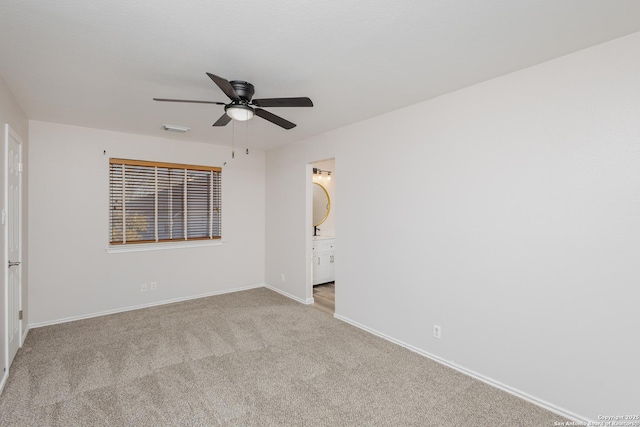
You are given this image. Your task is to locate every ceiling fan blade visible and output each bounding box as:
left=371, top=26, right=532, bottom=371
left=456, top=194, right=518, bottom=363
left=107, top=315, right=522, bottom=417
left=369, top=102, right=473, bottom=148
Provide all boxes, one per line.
left=252, top=97, right=313, bottom=108
left=206, top=73, right=240, bottom=101
left=212, top=113, right=232, bottom=127
left=254, top=108, right=296, bottom=130
left=153, top=98, right=226, bottom=105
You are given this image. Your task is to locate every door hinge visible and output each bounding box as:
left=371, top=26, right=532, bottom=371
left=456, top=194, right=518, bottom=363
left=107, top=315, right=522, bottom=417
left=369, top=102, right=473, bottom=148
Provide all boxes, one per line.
left=18, top=310, right=23, bottom=320
left=18, top=162, right=23, bottom=173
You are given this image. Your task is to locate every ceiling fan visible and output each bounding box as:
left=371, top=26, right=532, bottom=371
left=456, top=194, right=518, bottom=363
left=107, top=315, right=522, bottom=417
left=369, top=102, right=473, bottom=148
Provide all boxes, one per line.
left=154, top=72, right=313, bottom=130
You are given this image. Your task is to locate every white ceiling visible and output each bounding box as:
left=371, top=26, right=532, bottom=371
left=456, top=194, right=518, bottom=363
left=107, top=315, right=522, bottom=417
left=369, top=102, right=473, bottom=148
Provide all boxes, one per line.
left=2, top=1, right=640, bottom=151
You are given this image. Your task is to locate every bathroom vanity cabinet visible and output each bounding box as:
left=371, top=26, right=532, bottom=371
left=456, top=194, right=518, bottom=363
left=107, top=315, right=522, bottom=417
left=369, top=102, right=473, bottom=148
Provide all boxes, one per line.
left=312, top=237, right=335, bottom=285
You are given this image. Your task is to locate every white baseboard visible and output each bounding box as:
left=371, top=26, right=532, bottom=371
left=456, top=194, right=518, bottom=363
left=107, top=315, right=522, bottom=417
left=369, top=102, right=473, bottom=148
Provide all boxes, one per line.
left=333, top=313, right=591, bottom=425
left=264, top=285, right=314, bottom=305
left=0, top=369, right=7, bottom=395
left=29, top=284, right=264, bottom=329
left=21, top=325, right=29, bottom=345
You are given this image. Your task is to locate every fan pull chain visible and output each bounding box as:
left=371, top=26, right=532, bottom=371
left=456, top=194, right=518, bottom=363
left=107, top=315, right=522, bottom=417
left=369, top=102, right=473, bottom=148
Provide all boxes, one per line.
left=232, top=120, right=236, bottom=159
left=245, top=119, right=249, bottom=155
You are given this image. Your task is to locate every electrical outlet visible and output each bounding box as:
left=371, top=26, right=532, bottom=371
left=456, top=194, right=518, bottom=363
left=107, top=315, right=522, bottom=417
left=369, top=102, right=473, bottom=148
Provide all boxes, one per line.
left=150, top=282, right=157, bottom=291
left=141, top=283, right=147, bottom=292
left=433, top=324, right=441, bottom=339
left=281, top=273, right=286, bottom=282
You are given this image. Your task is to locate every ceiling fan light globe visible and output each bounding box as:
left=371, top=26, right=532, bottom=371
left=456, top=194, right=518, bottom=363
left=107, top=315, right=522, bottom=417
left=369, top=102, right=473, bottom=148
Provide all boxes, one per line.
left=225, top=105, right=254, bottom=121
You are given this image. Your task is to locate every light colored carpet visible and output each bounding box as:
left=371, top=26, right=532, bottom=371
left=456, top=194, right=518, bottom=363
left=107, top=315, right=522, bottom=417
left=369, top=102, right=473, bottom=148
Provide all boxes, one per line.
left=0, top=288, right=566, bottom=426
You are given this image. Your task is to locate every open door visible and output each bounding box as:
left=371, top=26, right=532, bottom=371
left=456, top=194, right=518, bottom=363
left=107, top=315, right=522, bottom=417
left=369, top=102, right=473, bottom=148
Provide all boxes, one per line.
left=5, top=125, right=22, bottom=370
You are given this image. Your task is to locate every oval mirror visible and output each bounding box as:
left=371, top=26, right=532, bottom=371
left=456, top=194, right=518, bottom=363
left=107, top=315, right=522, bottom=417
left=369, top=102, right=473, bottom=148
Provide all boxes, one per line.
left=313, top=182, right=331, bottom=226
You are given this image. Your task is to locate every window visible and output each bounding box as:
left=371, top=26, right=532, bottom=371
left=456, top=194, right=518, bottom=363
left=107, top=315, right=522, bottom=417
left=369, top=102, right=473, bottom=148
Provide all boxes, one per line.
left=109, top=158, right=221, bottom=245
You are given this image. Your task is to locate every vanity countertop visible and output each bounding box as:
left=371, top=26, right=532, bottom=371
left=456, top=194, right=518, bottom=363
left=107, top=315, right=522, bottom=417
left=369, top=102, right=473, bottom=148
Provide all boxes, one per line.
left=313, top=235, right=335, bottom=241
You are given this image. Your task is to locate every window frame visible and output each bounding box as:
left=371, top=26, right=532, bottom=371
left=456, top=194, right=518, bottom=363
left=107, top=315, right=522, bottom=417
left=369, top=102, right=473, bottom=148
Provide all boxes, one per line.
left=108, top=158, right=222, bottom=249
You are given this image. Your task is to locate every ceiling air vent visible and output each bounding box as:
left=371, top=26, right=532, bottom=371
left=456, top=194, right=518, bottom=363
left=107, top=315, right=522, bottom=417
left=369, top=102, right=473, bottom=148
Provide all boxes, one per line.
left=161, top=124, right=190, bottom=133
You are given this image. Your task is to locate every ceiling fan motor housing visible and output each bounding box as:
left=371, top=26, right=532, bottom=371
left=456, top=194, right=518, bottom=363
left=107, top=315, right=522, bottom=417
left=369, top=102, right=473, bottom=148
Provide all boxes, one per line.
left=230, top=81, right=255, bottom=101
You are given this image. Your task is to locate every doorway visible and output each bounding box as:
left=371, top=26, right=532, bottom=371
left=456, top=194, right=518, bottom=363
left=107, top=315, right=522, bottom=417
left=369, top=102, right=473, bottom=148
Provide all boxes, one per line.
left=310, top=158, right=335, bottom=314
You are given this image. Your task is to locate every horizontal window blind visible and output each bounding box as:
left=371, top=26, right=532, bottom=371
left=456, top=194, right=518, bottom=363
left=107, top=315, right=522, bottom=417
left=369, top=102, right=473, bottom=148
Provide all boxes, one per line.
left=109, top=158, right=221, bottom=245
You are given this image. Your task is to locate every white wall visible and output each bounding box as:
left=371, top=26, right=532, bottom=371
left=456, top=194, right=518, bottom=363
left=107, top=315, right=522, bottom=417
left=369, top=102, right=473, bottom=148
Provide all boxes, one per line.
left=265, top=32, right=640, bottom=421
left=28, top=121, right=265, bottom=325
left=265, top=143, right=311, bottom=302
left=0, top=74, right=28, bottom=391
